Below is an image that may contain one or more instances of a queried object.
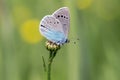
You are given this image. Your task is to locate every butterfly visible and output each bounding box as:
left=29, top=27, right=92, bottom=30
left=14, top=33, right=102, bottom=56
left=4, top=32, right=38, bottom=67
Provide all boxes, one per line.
left=39, top=7, right=70, bottom=45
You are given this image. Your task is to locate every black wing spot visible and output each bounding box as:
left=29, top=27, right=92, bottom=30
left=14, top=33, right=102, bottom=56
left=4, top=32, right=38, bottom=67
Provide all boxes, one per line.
left=41, top=25, right=45, bottom=27
left=57, top=22, right=59, bottom=24
left=61, top=15, right=63, bottom=17
left=63, top=24, right=66, bottom=26
left=64, top=16, right=66, bottom=18
left=58, top=15, right=60, bottom=17
left=66, top=17, right=68, bottom=19
left=54, top=22, right=56, bottom=24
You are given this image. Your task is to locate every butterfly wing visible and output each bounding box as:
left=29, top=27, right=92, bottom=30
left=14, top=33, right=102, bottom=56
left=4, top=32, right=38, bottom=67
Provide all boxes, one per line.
left=52, top=7, right=70, bottom=38
left=39, top=15, right=67, bottom=44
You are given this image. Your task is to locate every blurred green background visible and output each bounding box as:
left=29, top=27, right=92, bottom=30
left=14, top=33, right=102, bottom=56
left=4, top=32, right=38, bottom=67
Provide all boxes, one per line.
left=0, top=0, right=120, bottom=80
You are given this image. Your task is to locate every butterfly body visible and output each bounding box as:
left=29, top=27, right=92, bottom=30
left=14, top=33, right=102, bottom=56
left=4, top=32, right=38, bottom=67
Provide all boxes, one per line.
left=39, top=7, right=70, bottom=45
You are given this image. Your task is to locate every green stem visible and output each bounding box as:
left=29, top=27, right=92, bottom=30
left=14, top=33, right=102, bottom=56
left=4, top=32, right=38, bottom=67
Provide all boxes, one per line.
left=48, top=51, right=56, bottom=80
left=48, top=59, right=52, bottom=80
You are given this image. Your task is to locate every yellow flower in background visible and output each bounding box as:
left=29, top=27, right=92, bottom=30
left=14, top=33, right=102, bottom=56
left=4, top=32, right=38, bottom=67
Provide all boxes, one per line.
left=20, top=19, right=43, bottom=44
left=77, top=0, right=93, bottom=10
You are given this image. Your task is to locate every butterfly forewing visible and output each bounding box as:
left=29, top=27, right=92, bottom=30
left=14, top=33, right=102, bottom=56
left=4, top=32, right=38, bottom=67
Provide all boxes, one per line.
left=40, top=15, right=66, bottom=44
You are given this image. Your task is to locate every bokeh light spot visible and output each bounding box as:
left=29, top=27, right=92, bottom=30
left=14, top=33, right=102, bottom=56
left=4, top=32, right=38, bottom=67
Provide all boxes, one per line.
left=77, top=0, right=93, bottom=10
left=20, top=19, right=43, bottom=44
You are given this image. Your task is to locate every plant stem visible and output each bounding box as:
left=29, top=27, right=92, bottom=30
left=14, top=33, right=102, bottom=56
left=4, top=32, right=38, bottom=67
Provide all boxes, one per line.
left=47, top=51, right=56, bottom=80
left=46, top=41, right=60, bottom=80
left=48, top=59, right=52, bottom=80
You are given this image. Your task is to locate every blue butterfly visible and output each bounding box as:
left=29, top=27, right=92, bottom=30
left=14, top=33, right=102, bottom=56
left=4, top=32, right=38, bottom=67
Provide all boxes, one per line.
left=39, top=7, right=70, bottom=45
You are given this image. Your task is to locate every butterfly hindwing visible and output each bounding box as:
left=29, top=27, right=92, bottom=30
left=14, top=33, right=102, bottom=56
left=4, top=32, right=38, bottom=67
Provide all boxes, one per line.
left=52, top=7, right=70, bottom=38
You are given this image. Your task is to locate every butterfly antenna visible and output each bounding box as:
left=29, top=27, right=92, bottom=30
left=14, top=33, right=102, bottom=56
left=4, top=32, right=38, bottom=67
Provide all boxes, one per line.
left=42, top=56, right=47, bottom=72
